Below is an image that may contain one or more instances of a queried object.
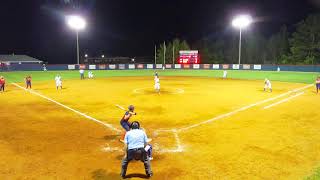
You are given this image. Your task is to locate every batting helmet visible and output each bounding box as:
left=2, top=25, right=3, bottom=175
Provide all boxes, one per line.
left=128, top=105, right=135, bottom=111
left=131, top=121, right=140, bottom=129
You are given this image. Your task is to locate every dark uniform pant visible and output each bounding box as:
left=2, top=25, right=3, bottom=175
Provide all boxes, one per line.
left=121, top=148, right=152, bottom=176
left=26, top=82, right=31, bottom=88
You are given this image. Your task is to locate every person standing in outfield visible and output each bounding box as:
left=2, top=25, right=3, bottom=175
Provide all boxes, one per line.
left=88, top=71, right=94, bottom=79
left=316, top=76, right=320, bottom=94
left=121, top=121, right=153, bottom=178
left=43, top=64, right=47, bottom=71
left=264, top=78, right=272, bottom=92
left=55, top=74, right=62, bottom=90
left=25, top=75, right=32, bottom=89
left=223, top=70, right=228, bottom=79
left=79, top=69, right=85, bottom=79
left=0, top=76, right=5, bottom=92
left=120, top=105, right=137, bottom=141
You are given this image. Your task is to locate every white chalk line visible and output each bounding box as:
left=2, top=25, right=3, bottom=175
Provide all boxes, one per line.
left=12, top=82, right=181, bottom=154
left=178, top=84, right=313, bottom=132
left=263, top=91, right=305, bottom=109
left=12, top=83, right=121, bottom=133
left=101, top=143, right=124, bottom=152
left=12, top=82, right=313, bottom=154
left=172, top=129, right=183, bottom=152
left=146, top=84, right=313, bottom=152
left=133, top=87, right=184, bottom=94
left=153, top=129, right=184, bottom=153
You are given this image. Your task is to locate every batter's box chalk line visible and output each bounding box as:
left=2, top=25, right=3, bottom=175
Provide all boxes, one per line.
left=101, top=129, right=184, bottom=154
left=153, top=129, right=184, bottom=153
left=101, top=143, right=124, bottom=152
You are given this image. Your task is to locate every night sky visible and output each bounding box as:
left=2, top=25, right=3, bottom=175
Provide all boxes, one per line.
left=0, top=0, right=318, bottom=64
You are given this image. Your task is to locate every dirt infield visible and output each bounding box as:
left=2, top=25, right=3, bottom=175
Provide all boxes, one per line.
left=0, top=76, right=319, bottom=179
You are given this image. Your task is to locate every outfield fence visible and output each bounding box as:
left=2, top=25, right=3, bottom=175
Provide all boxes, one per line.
left=1, top=63, right=320, bottom=72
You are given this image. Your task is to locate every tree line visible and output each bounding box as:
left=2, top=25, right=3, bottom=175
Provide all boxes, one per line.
left=156, top=13, right=320, bottom=65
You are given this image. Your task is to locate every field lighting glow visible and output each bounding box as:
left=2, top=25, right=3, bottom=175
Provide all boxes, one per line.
left=66, top=15, right=86, bottom=30
left=232, top=15, right=252, bottom=29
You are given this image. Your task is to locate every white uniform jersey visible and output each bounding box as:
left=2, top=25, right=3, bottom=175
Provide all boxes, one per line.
left=264, top=79, right=272, bottom=89
left=88, top=72, right=93, bottom=78
left=55, top=76, right=62, bottom=86
left=154, top=77, right=160, bottom=90
left=223, top=71, right=227, bottom=78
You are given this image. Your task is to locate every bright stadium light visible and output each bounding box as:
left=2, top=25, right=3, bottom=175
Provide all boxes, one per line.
left=101, top=55, right=105, bottom=58
left=232, top=15, right=252, bottom=66
left=232, top=15, right=252, bottom=29
left=85, top=54, right=88, bottom=58
left=67, top=15, right=86, bottom=30
left=66, top=15, right=86, bottom=65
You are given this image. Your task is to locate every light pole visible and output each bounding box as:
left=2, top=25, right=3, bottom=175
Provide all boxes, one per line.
left=66, top=15, right=86, bottom=65
left=232, top=15, right=252, bottom=66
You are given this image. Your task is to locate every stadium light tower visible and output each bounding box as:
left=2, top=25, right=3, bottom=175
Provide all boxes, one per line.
left=232, top=15, right=252, bottom=65
left=66, top=15, right=86, bottom=65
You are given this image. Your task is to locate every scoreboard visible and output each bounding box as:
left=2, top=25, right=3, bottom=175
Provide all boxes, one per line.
left=178, top=50, right=199, bottom=64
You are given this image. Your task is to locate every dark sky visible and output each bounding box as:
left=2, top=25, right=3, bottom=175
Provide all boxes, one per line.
left=0, top=0, right=318, bottom=64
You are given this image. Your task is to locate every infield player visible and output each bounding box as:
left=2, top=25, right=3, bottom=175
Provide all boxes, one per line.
left=316, top=76, right=320, bottom=94
left=25, top=75, right=32, bottom=89
left=55, top=74, right=62, bottom=90
left=264, top=78, right=272, bottom=92
left=154, top=76, right=160, bottom=93
left=120, top=105, right=137, bottom=141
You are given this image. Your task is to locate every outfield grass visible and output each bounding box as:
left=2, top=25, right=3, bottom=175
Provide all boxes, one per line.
left=0, top=69, right=319, bottom=83
left=305, top=168, right=320, bottom=180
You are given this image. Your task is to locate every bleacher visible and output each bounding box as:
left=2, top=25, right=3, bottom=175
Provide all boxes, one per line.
left=0, top=55, right=43, bottom=64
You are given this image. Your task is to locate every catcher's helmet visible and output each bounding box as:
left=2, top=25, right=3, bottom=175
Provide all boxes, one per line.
left=131, top=121, right=140, bottom=129
left=128, top=105, right=135, bottom=111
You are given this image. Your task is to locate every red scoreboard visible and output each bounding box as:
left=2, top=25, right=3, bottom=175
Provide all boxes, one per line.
left=178, top=50, right=200, bottom=64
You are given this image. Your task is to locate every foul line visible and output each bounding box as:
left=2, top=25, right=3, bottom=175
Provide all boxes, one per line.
left=12, top=83, right=121, bottom=133
left=178, top=84, right=313, bottom=132
left=263, top=92, right=305, bottom=109
left=11, top=82, right=313, bottom=154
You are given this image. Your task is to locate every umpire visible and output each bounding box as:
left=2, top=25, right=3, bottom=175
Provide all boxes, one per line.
left=121, top=121, right=153, bottom=178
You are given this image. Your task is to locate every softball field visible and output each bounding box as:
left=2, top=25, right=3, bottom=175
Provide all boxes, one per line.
left=0, top=74, right=319, bottom=179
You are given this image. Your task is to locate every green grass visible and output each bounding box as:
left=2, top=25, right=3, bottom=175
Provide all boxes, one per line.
left=305, top=167, right=320, bottom=180
left=0, top=69, right=319, bottom=84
